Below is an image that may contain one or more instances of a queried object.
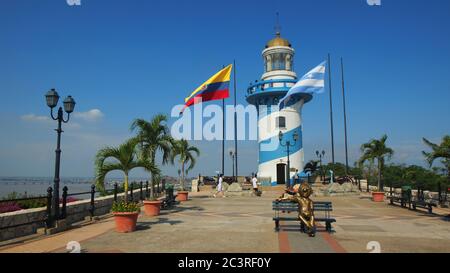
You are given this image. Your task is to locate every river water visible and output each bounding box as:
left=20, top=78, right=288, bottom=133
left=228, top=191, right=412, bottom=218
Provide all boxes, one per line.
left=0, top=177, right=149, bottom=200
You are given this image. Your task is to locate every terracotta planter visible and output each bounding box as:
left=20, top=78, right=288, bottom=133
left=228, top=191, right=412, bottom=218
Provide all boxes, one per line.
left=143, top=200, right=162, bottom=216
left=176, top=191, right=189, bottom=201
left=372, top=192, right=385, bottom=202
left=113, top=212, right=139, bottom=233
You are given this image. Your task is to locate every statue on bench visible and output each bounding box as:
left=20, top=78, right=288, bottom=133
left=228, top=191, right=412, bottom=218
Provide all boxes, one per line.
left=277, top=183, right=316, bottom=237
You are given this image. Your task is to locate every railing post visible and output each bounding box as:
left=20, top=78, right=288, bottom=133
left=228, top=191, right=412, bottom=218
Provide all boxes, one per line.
left=130, top=183, right=134, bottom=202
left=113, top=183, right=118, bottom=202
left=61, top=186, right=68, bottom=219
left=46, top=187, right=53, bottom=228
left=145, top=180, right=149, bottom=198
left=157, top=180, right=160, bottom=195
left=140, top=181, right=143, bottom=201
left=390, top=181, right=393, bottom=198
left=438, top=182, right=442, bottom=204
left=89, top=185, right=95, bottom=219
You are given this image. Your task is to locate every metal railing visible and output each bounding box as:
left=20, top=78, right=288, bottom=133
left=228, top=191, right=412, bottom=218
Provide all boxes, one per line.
left=246, top=79, right=297, bottom=95
left=0, top=187, right=53, bottom=229
left=0, top=180, right=166, bottom=230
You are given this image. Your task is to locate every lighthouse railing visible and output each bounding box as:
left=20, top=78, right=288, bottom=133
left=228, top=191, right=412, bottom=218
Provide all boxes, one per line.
left=247, top=79, right=297, bottom=95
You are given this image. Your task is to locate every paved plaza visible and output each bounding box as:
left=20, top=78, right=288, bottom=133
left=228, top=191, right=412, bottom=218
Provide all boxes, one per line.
left=1, top=190, right=450, bottom=253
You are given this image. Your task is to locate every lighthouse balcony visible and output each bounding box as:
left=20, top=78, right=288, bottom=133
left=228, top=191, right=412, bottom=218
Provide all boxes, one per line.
left=246, top=79, right=296, bottom=105
left=246, top=78, right=312, bottom=106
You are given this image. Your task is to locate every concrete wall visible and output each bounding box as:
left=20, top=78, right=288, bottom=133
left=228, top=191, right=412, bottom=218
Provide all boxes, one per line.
left=0, top=191, right=142, bottom=242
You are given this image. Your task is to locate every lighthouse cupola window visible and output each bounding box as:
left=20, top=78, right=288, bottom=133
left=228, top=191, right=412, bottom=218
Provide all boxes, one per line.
left=272, top=53, right=286, bottom=71
left=265, top=53, right=293, bottom=72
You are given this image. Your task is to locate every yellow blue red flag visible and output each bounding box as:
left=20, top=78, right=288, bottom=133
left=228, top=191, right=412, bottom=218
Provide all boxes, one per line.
left=181, top=64, right=232, bottom=113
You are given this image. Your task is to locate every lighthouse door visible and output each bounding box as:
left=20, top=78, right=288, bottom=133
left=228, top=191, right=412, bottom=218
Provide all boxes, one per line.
left=276, top=163, right=286, bottom=185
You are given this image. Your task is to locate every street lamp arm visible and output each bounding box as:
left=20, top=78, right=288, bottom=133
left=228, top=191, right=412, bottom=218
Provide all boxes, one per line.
left=50, top=108, right=59, bottom=121
left=62, top=112, right=71, bottom=123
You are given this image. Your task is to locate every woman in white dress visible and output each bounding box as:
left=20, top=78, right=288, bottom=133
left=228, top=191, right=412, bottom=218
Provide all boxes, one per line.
left=213, top=174, right=224, bottom=198
left=252, top=174, right=261, bottom=197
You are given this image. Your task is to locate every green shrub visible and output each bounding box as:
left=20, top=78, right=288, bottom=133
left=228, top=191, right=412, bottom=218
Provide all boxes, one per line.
left=111, top=201, right=140, bottom=213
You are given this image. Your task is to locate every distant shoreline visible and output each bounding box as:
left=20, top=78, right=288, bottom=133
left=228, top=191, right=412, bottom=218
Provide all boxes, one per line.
left=0, top=176, right=193, bottom=199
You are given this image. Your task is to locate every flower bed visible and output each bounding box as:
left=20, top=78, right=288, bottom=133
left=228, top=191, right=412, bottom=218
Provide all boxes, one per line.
left=0, top=192, right=79, bottom=214
left=0, top=202, right=22, bottom=214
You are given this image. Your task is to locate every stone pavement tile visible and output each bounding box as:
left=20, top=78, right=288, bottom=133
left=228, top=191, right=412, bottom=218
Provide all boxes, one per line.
left=287, top=229, right=335, bottom=253
left=334, top=233, right=450, bottom=253
left=326, top=195, right=450, bottom=253
left=3, top=191, right=448, bottom=253
left=0, top=217, right=116, bottom=253
left=277, top=221, right=346, bottom=253
left=78, top=195, right=280, bottom=253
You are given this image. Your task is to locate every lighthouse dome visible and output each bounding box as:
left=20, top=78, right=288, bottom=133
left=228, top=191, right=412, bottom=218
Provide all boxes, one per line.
left=266, top=32, right=291, bottom=48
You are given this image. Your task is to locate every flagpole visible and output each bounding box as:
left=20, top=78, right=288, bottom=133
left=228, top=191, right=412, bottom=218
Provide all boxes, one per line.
left=341, top=57, right=349, bottom=175
left=222, top=98, right=225, bottom=176
left=233, top=60, right=238, bottom=182
left=328, top=53, right=335, bottom=165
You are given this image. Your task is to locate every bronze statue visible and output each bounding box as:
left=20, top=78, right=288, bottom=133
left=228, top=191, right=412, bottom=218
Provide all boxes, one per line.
left=277, top=183, right=316, bottom=237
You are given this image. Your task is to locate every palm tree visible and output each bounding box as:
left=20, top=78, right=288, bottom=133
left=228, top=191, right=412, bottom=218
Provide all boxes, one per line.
left=423, top=136, right=450, bottom=181
left=130, top=114, right=173, bottom=199
left=359, top=134, right=394, bottom=191
left=359, top=158, right=375, bottom=191
left=95, top=138, right=159, bottom=203
left=170, top=139, right=200, bottom=191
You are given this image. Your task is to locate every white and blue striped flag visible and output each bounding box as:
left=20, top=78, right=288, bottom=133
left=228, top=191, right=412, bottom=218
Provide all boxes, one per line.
left=279, top=61, right=327, bottom=109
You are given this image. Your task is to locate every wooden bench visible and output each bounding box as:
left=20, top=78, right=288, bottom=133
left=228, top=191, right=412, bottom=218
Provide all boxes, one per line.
left=161, top=188, right=179, bottom=210
left=272, top=201, right=336, bottom=233
left=388, top=191, right=435, bottom=214
left=388, top=195, right=411, bottom=209
left=411, top=199, right=435, bottom=214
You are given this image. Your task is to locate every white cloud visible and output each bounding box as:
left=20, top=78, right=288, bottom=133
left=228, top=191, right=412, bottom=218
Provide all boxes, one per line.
left=21, top=108, right=103, bottom=128
left=21, top=114, right=51, bottom=123
left=21, top=113, right=81, bottom=129
left=73, top=109, right=104, bottom=122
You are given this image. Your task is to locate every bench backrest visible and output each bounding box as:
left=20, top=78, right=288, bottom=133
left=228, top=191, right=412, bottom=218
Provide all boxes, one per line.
left=272, top=201, right=333, bottom=212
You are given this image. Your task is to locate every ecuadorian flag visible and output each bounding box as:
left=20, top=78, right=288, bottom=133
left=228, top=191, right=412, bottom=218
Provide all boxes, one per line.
left=181, top=64, right=232, bottom=113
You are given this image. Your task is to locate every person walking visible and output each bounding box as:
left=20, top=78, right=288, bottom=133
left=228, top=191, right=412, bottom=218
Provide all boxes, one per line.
left=214, top=174, right=225, bottom=198
left=252, top=174, right=261, bottom=197
left=293, top=169, right=300, bottom=185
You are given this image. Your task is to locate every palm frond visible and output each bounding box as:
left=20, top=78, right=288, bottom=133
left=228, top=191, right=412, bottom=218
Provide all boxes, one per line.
left=170, top=139, right=200, bottom=172
left=422, top=136, right=450, bottom=167
left=94, top=138, right=140, bottom=192
left=130, top=114, right=173, bottom=168
left=95, top=162, right=125, bottom=191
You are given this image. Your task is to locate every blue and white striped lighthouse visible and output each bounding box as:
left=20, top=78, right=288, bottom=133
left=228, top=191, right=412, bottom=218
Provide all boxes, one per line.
left=246, top=31, right=313, bottom=186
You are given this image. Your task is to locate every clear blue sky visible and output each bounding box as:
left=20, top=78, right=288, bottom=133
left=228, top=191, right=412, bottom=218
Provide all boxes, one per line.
left=0, top=0, right=449, bottom=178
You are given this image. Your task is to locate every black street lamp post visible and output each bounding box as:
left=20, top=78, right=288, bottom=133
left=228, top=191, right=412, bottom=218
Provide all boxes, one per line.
left=316, top=150, right=325, bottom=182
left=45, top=89, right=76, bottom=223
left=279, top=130, right=299, bottom=189
left=229, top=150, right=235, bottom=179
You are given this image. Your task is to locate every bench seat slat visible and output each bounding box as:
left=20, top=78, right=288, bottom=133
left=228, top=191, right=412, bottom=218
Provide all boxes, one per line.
left=273, top=217, right=336, bottom=222
left=273, top=206, right=332, bottom=210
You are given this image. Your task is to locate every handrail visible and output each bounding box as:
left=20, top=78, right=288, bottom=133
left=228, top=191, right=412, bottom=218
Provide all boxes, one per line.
left=247, top=79, right=297, bottom=95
